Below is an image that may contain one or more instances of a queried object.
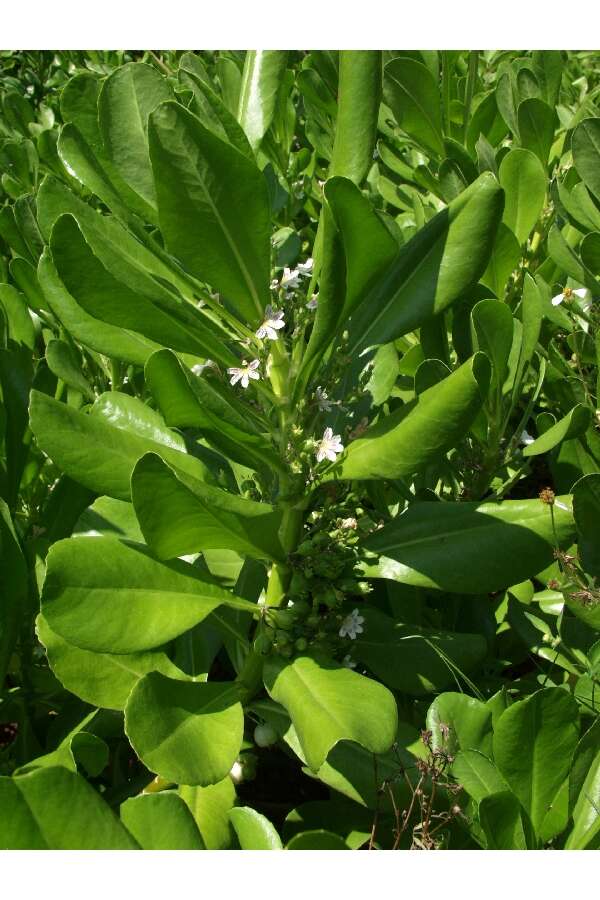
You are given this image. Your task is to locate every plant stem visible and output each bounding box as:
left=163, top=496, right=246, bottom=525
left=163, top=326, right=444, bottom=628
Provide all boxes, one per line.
left=463, top=51, right=479, bottom=143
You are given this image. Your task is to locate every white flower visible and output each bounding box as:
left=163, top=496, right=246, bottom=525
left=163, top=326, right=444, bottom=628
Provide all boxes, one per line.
left=270, top=278, right=280, bottom=291
left=229, top=761, right=244, bottom=783
left=342, top=654, right=357, bottom=668
left=316, top=427, right=344, bottom=463
left=339, top=609, right=365, bottom=640
left=296, top=258, right=313, bottom=277
left=551, top=287, right=588, bottom=307
left=306, top=293, right=318, bottom=310
left=340, top=517, right=357, bottom=530
left=281, top=266, right=302, bottom=290
left=256, top=305, right=285, bottom=341
left=520, top=429, right=535, bottom=446
left=227, top=359, right=260, bottom=389
left=315, top=386, right=333, bottom=411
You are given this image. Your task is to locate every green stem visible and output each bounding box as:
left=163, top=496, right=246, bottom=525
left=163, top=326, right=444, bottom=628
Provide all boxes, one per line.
left=463, top=51, right=479, bottom=143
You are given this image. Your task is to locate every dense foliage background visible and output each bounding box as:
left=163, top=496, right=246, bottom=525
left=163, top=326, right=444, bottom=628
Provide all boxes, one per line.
left=0, top=49, right=599, bottom=850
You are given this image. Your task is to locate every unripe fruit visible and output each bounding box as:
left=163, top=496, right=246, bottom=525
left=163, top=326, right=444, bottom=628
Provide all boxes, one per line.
left=295, top=637, right=308, bottom=652
left=253, top=632, right=274, bottom=655
left=253, top=723, right=278, bottom=748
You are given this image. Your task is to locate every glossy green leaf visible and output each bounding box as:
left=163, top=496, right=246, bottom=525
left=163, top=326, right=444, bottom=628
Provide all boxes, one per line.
left=452, top=750, right=509, bottom=803
left=331, top=51, right=382, bottom=184
left=470, top=299, right=514, bottom=397
left=29, top=390, right=209, bottom=502
left=229, top=806, right=283, bottom=850
left=98, top=63, right=172, bottom=215
left=36, top=613, right=186, bottom=711
left=353, top=608, right=487, bottom=696
left=286, top=830, right=350, bottom=850
left=45, top=339, right=95, bottom=400
left=263, top=654, right=397, bottom=771
left=493, top=687, right=580, bottom=838
left=362, top=494, right=575, bottom=593
left=523, top=404, right=592, bottom=456
left=149, top=101, right=271, bottom=324
left=426, top=693, right=493, bottom=757
left=125, top=673, right=244, bottom=786
left=38, top=250, right=161, bottom=366
left=0, top=284, right=35, bottom=349
left=179, top=777, right=236, bottom=849
left=498, top=148, right=546, bottom=244
left=120, top=792, right=205, bottom=850
left=572, top=117, right=600, bottom=202
left=479, top=791, right=528, bottom=850
left=347, top=173, right=504, bottom=352
left=237, top=51, right=287, bottom=152
left=0, top=767, right=138, bottom=849
left=479, top=221, right=521, bottom=299
left=328, top=353, right=489, bottom=481
left=383, top=57, right=444, bottom=158
left=132, top=452, right=284, bottom=561
left=41, top=535, right=255, bottom=653
left=518, top=98, right=556, bottom=165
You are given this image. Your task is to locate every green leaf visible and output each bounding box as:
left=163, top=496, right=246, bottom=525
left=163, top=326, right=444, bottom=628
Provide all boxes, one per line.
left=124, top=673, right=244, bottom=786
left=361, top=494, right=575, bottom=593
left=566, top=720, right=600, bottom=849
left=347, top=173, right=504, bottom=353
left=36, top=613, right=186, bottom=711
left=283, top=799, right=372, bottom=849
left=0, top=500, right=28, bottom=686
left=353, top=608, right=487, bottom=696
left=572, top=473, right=600, bottom=582
left=286, top=830, right=350, bottom=850
left=149, top=101, right=271, bottom=323
left=523, top=404, right=592, bottom=456
left=179, top=777, right=236, bottom=849
left=237, top=51, right=288, bottom=152
left=263, top=654, right=397, bottom=771
left=493, top=687, right=580, bottom=838
left=470, top=299, right=514, bottom=398
left=0, top=767, right=138, bottom=849
left=98, top=63, right=172, bottom=215
left=41, top=535, right=255, bottom=654
left=572, top=117, right=600, bottom=202
left=0, top=284, right=35, bottom=349
left=426, top=693, right=493, bottom=757
left=45, top=339, right=95, bottom=401
left=479, top=791, right=528, bottom=849
left=452, top=750, right=509, bottom=803
left=50, top=214, right=231, bottom=363
left=517, top=98, right=556, bottom=165
left=498, top=148, right=546, bottom=244
left=479, top=221, right=521, bottom=299
left=383, top=57, right=444, bottom=158
left=131, top=452, right=284, bottom=561
left=29, top=390, right=210, bottom=502
left=331, top=51, right=382, bottom=184
left=120, top=792, right=205, bottom=849
left=328, top=353, right=489, bottom=481
left=229, top=806, right=283, bottom=849
left=38, top=250, right=161, bottom=366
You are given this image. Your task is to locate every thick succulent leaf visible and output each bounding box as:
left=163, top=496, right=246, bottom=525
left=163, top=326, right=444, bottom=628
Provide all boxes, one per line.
left=29, top=390, right=210, bottom=502
left=571, top=117, right=600, bottom=201
left=383, top=57, right=445, bottom=158
left=498, top=148, right=546, bottom=244
left=149, top=100, right=271, bottom=324
left=353, top=608, right=487, bottom=696
left=131, top=452, right=284, bottom=561
left=327, top=353, right=489, bottom=481
left=523, top=404, right=592, bottom=457
left=0, top=767, right=138, bottom=849
left=347, top=173, right=504, bottom=353
left=361, top=494, right=575, bottom=593
left=229, top=807, right=283, bottom=850
left=517, top=98, right=556, bottom=165
left=470, top=299, right=514, bottom=398
left=263, top=654, right=397, bottom=771
left=124, top=673, right=244, bottom=786
left=330, top=51, right=382, bottom=184
left=98, top=62, right=172, bottom=213
left=493, top=687, right=580, bottom=839
left=41, top=536, right=256, bottom=653
left=237, top=51, right=288, bottom=152
left=120, top=792, right=205, bottom=850
left=36, top=613, right=186, bottom=711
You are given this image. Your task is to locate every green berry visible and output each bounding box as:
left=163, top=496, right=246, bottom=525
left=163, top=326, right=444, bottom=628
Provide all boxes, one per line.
left=253, top=723, right=278, bottom=748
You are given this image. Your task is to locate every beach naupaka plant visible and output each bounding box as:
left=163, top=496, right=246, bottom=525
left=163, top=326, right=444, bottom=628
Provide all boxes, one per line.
left=16, top=51, right=578, bottom=838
